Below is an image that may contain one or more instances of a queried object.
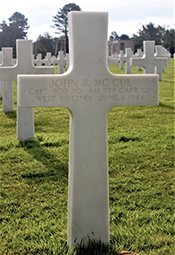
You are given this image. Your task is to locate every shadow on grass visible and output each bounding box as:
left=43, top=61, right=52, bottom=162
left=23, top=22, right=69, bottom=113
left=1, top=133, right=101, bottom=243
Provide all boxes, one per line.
left=4, top=110, right=17, bottom=120
left=69, top=239, right=118, bottom=255
left=159, top=102, right=174, bottom=109
left=19, top=139, right=68, bottom=181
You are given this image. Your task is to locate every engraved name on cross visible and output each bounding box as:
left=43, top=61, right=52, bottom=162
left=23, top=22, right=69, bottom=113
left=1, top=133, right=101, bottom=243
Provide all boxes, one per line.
left=17, top=12, right=159, bottom=247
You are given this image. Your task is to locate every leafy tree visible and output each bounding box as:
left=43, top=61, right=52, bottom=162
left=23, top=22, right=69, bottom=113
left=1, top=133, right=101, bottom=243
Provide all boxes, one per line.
left=133, top=22, right=175, bottom=54
left=109, top=31, right=119, bottom=41
left=52, top=3, right=81, bottom=53
left=120, top=34, right=130, bottom=40
left=163, top=28, right=175, bottom=55
left=0, top=12, right=29, bottom=57
left=33, top=33, right=65, bottom=58
left=8, top=11, right=29, bottom=39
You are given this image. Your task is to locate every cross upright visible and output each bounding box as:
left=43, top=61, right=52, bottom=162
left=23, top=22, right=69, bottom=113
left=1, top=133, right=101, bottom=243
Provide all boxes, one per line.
left=119, top=48, right=133, bottom=74
left=0, top=40, right=55, bottom=112
left=130, top=41, right=168, bottom=81
left=17, top=12, right=159, bottom=247
left=155, top=45, right=168, bottom=74
left=133, top=49, right=143, bottom=71
left=52, top=51, right=67, bottom=74
left=41, top=52, right=52, bottom=66
left=119, top=50, right=124, bottom=70
left=33, top=53, right=42, bottom=66
left=0, top=47, right=14, bottom=99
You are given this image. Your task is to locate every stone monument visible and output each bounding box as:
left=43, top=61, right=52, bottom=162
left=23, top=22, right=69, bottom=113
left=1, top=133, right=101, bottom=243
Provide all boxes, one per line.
left=17, top=12, right=159, bottom=247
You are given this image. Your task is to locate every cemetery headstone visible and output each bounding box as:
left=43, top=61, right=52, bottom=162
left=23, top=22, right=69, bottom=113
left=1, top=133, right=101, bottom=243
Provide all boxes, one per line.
left=161, top=47, right=171, bottom=59
left=108, top=55, right=119, bottom=67
left=41, top=52, right=52, bottom=66
left=0, top=39, right=55, bottom=113
left=154, top=45, right=168, bottom=74
left=52, top=51, right=67, bottom=74
left=133, top=49, right=143, bottom=71
left=130, top=41, right=168, bottom=81
left=0, top=48, right=14, bottom=103
left=119, top=48, right=133, bottom=74
left=33, top=53, right=42, bottom=66
left=119, top=50, right=124, bottom=70
left=17, top=11, right=159, bottom=247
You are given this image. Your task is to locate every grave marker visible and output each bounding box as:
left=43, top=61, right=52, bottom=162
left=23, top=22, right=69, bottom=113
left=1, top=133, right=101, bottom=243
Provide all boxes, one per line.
left=52, top=51, right=67, bottom=73
left=33, top=53, right=42, bottom=66
left=41, top=52, right=52, bottom=66
left=0, top=40, right=55, bottom=112
left=0, top=48, right=14, bottom=103
left=108, top=55, right=119, bottom=67
left=155, top=45, right=168, bottom=74
left=119, top=50, right=124, bottom=70
left=133, top=49, right=143, bottom=71
left=119, top=48, right=133, bottom=74
left=17, top=12, right=159, bottom=247
left=130, top=41, right=168, bottom=80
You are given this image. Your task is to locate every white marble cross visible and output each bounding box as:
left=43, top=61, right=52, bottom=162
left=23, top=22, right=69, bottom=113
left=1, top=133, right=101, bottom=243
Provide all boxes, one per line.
left=33, top=53, right=42, bottom=66
left=155, top=45, right=168, bottom=74
left=0, top=48, right=14, bottom=99
left=41, top=52, right=52, bottom=66
left=0, top=40, right=55, bottom=112
left=17, top=12, right=159, bottom=247
left=119, top=50, right=124, bottom=70
left=130, top=41, right=168, bottom=80
left=133, top=49, right=143, bottom=71
left=108, top=55, right=119, bottom=67
left=119, top=48, right=133, bottom=74
left=52, top=51, right=67, bottom=73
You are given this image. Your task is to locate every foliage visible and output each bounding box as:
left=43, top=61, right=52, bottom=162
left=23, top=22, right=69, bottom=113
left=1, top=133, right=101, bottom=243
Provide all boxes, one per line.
left=52, top=3, right=81, bottom=53
left=109, top=22, right=175, bottom=55
left=33, top=33, right=66, bottom=58
left=133, top=22, right=175, bottom=54
left=0, top=12, right=29, bottom=57
left=0, top=59, right=174, bottom=254
left=119, top=34, right=130, bottom=40
left=109, top=31, right=119, bottom=41
left=109, top=32, right=129, bottom=41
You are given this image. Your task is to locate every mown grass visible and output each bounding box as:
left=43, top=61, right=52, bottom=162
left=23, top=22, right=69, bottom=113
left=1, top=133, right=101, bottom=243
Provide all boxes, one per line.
left=0, top=60, right=174, bottom=254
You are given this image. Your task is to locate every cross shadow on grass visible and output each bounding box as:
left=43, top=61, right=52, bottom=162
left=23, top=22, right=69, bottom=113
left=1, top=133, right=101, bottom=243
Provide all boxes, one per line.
left=19, top=139, right=68, bottom=182
left=4, top=110, right=17, bottom=120
left=159, top=102, right=174, bottom=109
left=69, top=239, right=118, bottom=255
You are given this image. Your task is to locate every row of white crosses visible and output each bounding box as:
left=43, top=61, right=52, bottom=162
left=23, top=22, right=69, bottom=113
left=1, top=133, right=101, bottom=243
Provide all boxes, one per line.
left=17, top=11, right=159, bottom=247
left=130, top=41, right=169, bottom=81
left=34, top=51, right=119, bottom=72
left=33, top=51, right=68, bottom=74
left=118, top=43, right=170, bottom=80
left=0, top=40, right=55, bottom=112
left=109, top=43, right=170, bottom=80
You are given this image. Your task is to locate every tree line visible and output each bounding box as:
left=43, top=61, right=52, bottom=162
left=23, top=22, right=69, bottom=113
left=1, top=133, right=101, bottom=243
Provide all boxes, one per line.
left=0, top=3, right=174, bottom=58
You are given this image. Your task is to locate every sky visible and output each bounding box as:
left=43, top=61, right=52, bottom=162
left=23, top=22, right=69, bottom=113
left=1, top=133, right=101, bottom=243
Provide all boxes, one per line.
left=0, top=0, right=174, bottom=41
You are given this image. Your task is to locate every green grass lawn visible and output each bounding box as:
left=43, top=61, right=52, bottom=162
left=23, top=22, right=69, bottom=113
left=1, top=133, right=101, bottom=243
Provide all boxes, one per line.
left=0, top=60, right=174, bottom=254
